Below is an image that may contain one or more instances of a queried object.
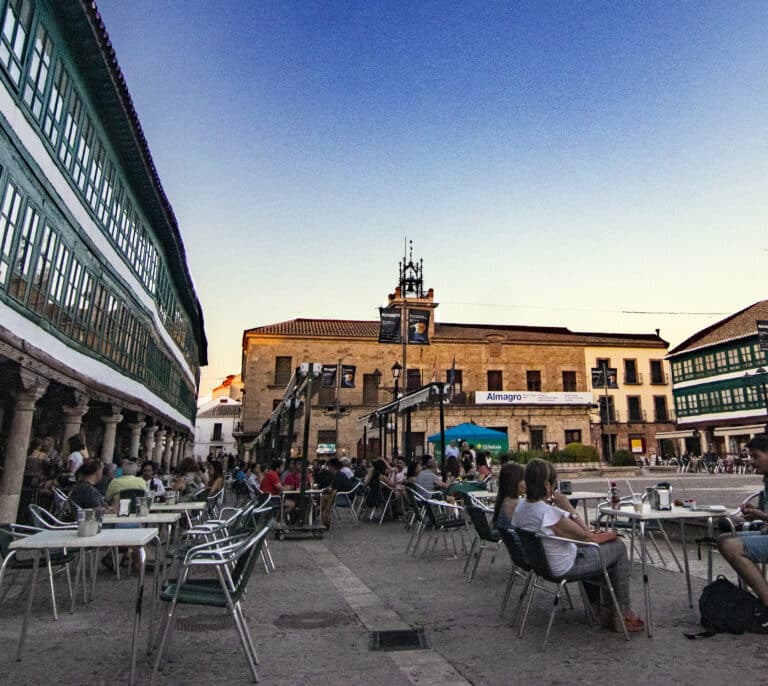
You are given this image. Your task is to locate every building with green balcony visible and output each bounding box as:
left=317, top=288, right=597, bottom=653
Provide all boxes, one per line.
left=0, top=0, right=207, bottom=523
left=666, top=301, right=768, bottom=458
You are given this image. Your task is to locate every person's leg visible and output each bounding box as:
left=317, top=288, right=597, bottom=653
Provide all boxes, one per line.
left=718, top=532, right=768, bottom=604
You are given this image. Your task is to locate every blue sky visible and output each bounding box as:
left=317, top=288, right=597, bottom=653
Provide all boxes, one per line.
left=96, top=1, right=768, bottom=394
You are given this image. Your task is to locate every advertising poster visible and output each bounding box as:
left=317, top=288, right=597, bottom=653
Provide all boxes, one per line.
left=591, top=366, right=618, bottom=389
left=321, top=364, right=337, bottom=388
left=378, top=307, right=401, bottom=343
left=408, top=309, right=430, bottom=344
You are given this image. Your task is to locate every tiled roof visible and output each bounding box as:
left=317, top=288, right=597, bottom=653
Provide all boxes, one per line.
left=197, top=405, right=241, bottom=419
left=668, top=300, right=768, bottom=356
left=244, top=318, right=667, bottom=348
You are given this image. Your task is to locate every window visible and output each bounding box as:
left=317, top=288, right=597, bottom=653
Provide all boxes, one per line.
left=212, top=423, right=223, bottom=441
left=653, top=396, right=669, bottom=422
left=72, top=114, right=94, bottom=191
left=704, top=354, right=715, bottom=371
left=46, top=240, right=68, bottom=322
left=86, top=282, right=106, bottom=348
left=42, top=58, right=68, bottom=146
left=564, top=429, right=582, bottom=444
left=406, top=368, right=420, bottom=392
left=101, top=292, right=118, bottom=359
left=562, top=371, right=577, bottom=392
left=363, top=373, right=379, bottom=405
left=446, top=368, right=463, bottom=391
left=682, top=359, right=693, bottom=377
left=0, top=0, right=33, bottom=86
left=274, top=356, right=292, bottom=385
left=526, top=370, right=541, bottom=391
left=627, top=396, right=643, bottom=421
left=84, top=139, right=105, bottom=211
left=624, top=359, right=638, bottom=384
left=721, top=388, right=733, bottom=408
left=96, top=161, right=114, bottom=224
left=598, top=396, right=615, bottom=422
left=272, top=398, right=281, bottom=411
left=487, top=370, right=503, bottom=391
left=22, top=21, right=52, bottom=120
left=649, top=360, right=665, bottom=384
left=714, top=351, right=726, bottom=370
left=8, top=202, right=39, bottom=303
left=29, top=222, right=55, bottom=314
left=740, top=345, right=753, bottom=365
left=58, top=88, right=82, bottom=171
left=693, top=357, right=704, bottom=373
left=0, top=180, right=23, bottom=286
left=733, top=387, right=745, bottom=405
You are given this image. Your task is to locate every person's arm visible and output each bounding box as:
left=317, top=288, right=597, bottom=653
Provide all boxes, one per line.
left=550, top=513, right=592, bottom=541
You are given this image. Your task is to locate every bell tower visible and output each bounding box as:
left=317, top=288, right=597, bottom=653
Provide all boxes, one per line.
left=387, top=240, right=438, bottom=341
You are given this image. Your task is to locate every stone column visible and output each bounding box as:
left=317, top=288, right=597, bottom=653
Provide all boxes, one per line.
left=99, top=406, right=123, bottom=464
left=0, top=370, right=48, bottom=524
left=171, top=434, right=182, bottom=468
left=143, top=425, right=158, bottom=458
left=127, top=415, right=146, bottom=460
left=153, top=428, right=166, bottom=464
left=61, top=392, right=89, bottom=457
left=162, top=431, right=174, bottom=470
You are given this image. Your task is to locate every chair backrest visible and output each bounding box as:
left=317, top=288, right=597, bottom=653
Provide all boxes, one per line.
left=0, top=527, right=13, bottom=558
left=499, top=529, right=530, bottom=571
left=514, top=528, right=559, bottom=581
left=466, top=503, right=496, bottom=541
left=28, top=504, right=75, bottom=529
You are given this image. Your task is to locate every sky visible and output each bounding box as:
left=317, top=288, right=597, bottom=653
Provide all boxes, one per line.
left=95, top=1, right=768, bottom=396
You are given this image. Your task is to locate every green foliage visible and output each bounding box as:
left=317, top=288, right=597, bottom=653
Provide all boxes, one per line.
left=611, top=449, right=636, bottom=466
left=500, top=444, right=598, bottom=465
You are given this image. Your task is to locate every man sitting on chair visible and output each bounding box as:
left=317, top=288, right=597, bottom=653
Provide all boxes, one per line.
left=718, top=434, right=768, bottom=606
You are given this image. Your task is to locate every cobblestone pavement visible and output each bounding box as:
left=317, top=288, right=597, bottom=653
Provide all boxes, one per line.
left=1, top=475, right=766, bottom=685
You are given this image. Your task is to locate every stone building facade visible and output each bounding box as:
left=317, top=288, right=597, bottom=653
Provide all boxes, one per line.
left=240, top=285, right=673, bottom=462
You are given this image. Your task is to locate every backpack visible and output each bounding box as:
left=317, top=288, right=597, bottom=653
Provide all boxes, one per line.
left=697, top=576, right=768, bottom=635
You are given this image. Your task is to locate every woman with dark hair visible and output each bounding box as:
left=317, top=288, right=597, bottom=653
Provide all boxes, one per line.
left=205, top=460, right=225, bottom=496
left=172, top=457, right=202, bottom=495
left=405, top=459, right=421, bottom=484
left=365, top=458, right=394, bottom=509
left=493, top=462, right=526, bottom=530
left=511, top=458, right=643, bottom=633
left=476, top=452, right=491, bottom=480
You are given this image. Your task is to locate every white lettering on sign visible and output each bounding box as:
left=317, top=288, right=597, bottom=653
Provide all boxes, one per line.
left=474, top=391, right=594, bottom=405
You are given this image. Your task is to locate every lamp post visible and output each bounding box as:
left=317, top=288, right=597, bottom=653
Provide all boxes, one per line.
left=391, top=361, right=402, bottom=459
left=744, top=367, right=768, bottom=433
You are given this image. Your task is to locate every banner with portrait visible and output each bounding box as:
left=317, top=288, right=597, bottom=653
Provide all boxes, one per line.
left=340, top=365, right=356, bottom=388
left=408, top=309, right=430, bottom=345
left=378, top=307, right=402, bottom=343
left=591, top=366, right=618, bottom=389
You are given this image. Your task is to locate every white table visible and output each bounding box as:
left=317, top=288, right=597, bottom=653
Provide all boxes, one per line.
left=151, top=500, right=207, bottom=527
left=10, top=528, right=159, bottom=685
left=566, top=491, right=608, bottom=521
left=598, top=503, right=718, bottom=637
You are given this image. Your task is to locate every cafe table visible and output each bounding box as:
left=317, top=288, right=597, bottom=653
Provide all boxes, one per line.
left=150, top=500, right=207, bottom=527
left=10, top=527, right=159, bottom=686
left=103, top=512, right=182, bottom=580
left=280, top=489, right=324, bottom=528
left=566, top=491, right=609, bottom=521
left=598, top=502, right=720, bottom=637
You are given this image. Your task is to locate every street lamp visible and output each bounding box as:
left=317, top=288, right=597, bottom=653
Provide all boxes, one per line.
left=391, top=361, right=402, bottom=459
left=744, top=367, right=768, bottom=433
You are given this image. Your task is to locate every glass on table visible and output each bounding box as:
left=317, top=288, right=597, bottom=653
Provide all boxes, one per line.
left=631, top=493, right=643, bottom=513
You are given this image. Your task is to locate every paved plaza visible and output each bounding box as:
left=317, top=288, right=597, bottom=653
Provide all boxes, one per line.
left=1, top=474, right=767, bottom=685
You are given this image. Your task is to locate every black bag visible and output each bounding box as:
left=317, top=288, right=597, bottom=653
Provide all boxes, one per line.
left=698, top=576, right=768, bottom=635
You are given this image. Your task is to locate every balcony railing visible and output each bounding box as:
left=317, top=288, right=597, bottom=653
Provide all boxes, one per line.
left=627, top=409, right=647, bottom=423
left=650, top=372, right=669, bottom=385
left=623, top=373, right=643, bottom=385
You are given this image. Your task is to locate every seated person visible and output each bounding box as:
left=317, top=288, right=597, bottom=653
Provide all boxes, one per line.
left=171, top=457, right=203, bottom=495
left=259, top=460, right=283, bottom=496
left=718, top=435, right=768, bottom=607
left=283, top=460, right=303, bottom=490
left=445, top=453, right=461, bottom=479
left=493, top=462, right=526, bottom=530
left=203, top=460, right=225, bottom=497
left=320, top=458, right=355, bottom=527
left=511, top=458, right=644, bottom=633
left=141, top=461, right=166, bottom=497
left=96, top=462, right=117, bottom=496
left=476, top=453, right=492, bottom=480
left=415, top=458, right=449, bottom=492
left=105, top=459, right=149, bottom=507
left=69, top=460, right=110, bottom=511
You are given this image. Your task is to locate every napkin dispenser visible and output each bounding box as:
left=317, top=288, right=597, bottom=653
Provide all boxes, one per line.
left=646, top=484, right=672, bottom=511
left=77, top=509, right=99, bottom=537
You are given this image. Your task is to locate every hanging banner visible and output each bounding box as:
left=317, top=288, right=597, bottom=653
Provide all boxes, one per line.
left=321, top=364, right=337, bottom=388
left=758, top=321, right=768, bottom=351
left=340, top=365, right=356, bottom=388
left=378, top=307, right=402, bottom=343
left=408, top=309, right=430, bottom=344
left=591, top=366, right=618, bottom=389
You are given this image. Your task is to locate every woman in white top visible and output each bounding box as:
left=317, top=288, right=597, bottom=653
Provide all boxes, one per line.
left=511, top=458, right=643, bottom=633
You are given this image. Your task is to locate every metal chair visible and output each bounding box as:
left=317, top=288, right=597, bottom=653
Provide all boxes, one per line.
left=333, top=480, right=363, bottom=525
left=498, top=529, right=532, bottom=623
left=0, top=524, right=75, bottom=620
left=417, top=497, right=469, bottom=560
left=151, top=527, right=269, bottom=684
left=515, top=528, right=629, bottom=647
left=463, top=501, right=500, bottom=581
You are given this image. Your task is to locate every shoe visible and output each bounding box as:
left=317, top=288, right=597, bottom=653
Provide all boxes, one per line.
left=614, top=611, right=645, bottom=634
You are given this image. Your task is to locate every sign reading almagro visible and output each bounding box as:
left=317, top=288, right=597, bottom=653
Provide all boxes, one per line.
left=475, top=391, right=594, bottom=405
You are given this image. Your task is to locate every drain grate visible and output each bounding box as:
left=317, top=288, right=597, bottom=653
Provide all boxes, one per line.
left=175, top=613, right=235, bottom=632
left=273, top=611, right=352, bottom=630
left=369, top=629, right=429, bottom=651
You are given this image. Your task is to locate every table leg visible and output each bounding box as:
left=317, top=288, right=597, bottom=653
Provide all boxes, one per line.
left=681, top=522, right=693, bottom=608
left=17, top=549, right=41, bottom=660
left=147, top=536, right=161, bottom=655
left=581, top=499, right=589, bottom=523
left=707, top=516, right=714, bottom=584
left=640, top=521, right=652, bottom=637
left=129, top=545, right=146, bottom=686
